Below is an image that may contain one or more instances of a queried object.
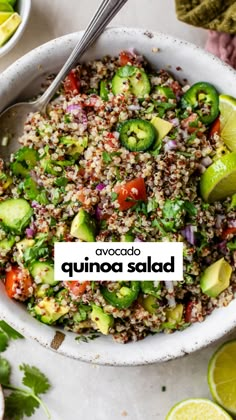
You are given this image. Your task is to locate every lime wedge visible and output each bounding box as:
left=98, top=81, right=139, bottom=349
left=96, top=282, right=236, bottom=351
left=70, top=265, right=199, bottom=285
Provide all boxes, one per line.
left=166, top=398, right=232, bottom=420
left=219, top=95, right=236, bottom=151
left=0, top=12, right=22, bottom=47
left=200, top=152, right=236, bottom=203
left=0, top=11, right=12, bottom=24
left=208, top=340, right=236, bottom=416
left=0, top=1, right=13, bottom=12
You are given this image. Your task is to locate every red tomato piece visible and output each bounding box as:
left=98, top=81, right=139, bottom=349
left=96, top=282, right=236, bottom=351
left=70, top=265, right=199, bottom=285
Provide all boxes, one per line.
left=119, top=51, right=134, bottom=66
left=65, top=281, right=90, bottom=296
left=115, top=177, right=147, bottom=211
left=5, top=267, right=33, bottom=301
left=64, top=71, right=80, bottom=96
left=185, top=301, right=194, bottom=323
left=222, top=227, right=236, bottom=239
left=209, top=117, right=220, bottom=138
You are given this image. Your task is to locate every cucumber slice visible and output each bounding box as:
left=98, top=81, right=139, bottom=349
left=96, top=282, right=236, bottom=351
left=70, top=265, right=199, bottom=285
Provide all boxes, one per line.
left=0, top=236, right=15, bottom=254
left=0, top=198, right=32, bottom=234
left=30, top=261, right=58, bottom=285
left=112, top=66, right=151, bottom=98
left=0, top=1, right=14, bottom=12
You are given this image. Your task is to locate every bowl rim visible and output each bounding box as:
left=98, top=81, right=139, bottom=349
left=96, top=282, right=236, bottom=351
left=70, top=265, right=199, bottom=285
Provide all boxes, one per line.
left=0, top=0, right=32, bottom=58
left=0, top=385, right=4, bottom=420
left=1, top=27, right=236, bottom=366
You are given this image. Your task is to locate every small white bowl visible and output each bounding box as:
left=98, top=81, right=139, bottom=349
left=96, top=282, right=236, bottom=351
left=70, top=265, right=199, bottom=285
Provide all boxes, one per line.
left=0, top=385, right=4, bottom=420
left=0, top=0, right=31, bottom=57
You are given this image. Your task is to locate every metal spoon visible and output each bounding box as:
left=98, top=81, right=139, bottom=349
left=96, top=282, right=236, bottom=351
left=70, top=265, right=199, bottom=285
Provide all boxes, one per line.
left=0, top=0, right=128, bottom=160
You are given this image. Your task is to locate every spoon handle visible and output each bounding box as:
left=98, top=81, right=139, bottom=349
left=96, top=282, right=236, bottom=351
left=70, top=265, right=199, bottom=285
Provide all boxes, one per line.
left=37, top=0, right=128, bottom=110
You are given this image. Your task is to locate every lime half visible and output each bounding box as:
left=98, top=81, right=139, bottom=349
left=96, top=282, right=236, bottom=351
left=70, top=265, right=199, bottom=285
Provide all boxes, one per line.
left=166, top=398, right=232, bottom=420
left=208, top=340, right=236, bottom=416
left=200, top=152, right=236, bottom=203
left=219, top=95, right=236, bottom=151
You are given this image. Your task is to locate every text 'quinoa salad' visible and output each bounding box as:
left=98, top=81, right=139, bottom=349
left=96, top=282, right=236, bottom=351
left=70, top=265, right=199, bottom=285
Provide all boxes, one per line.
left=1, top=49, right=236, bottom=344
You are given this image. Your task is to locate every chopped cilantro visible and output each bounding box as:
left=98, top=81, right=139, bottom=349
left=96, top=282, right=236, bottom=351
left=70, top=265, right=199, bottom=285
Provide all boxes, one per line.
left=111, top=192, right=118, bottom=202
left=102, top=151, right=112, bottom=164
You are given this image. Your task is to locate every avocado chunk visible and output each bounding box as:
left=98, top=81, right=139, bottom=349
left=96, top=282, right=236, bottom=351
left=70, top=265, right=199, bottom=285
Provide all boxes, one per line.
left=70, top=208, right=96, bottom=242
left=0, top=12, right=22, bottom=47
left=166, top=304, right=184, bottom=324
left=16, top=239, right=35, bottom=253
left=34, top=297, right=69, bottom=325
left=0, top=236, right=15, bottom=254
left=200, top=257, right=232, bottom=298
left=142, top=295, right=157, bottom=314
left=151, top=116, right=173, bottom=150
left=91, top=305, right=114, bottom=335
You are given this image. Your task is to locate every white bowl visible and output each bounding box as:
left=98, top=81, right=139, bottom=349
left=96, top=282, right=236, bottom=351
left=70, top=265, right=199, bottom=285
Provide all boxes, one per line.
left=1, top=28, right=236, bottom=366
left=0, top=0, right=31, bottom=57
left=0, top=385, right=4, bottom=420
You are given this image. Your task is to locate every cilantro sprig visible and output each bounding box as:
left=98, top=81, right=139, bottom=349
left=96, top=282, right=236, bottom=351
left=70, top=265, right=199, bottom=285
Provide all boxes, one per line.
left=0, top=321, right=23, bottom=352
left=0, top=321, right=51, bottom=419
left=0, top=360, right=51, bottom=420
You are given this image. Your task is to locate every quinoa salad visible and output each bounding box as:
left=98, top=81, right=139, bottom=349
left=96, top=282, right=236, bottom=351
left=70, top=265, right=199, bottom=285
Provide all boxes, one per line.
left=1, top=49, right=236, bottom=344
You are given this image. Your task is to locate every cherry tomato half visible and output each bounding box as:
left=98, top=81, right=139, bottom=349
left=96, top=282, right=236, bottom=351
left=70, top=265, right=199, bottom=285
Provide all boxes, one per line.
left=5, top=267, right=33, bottom=301
left=115, top=177, right=147, bottom=211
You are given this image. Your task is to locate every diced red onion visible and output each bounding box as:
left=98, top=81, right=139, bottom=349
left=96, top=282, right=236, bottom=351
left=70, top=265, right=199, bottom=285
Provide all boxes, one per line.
left=229, top=220, right=236, bottom=228
left=31, top=201, right=40, bottom=208
left=164, top=281, right=176, bottom=308
left=164, top=140, right=177, bottom=152
left=201, top=156, right=212, bottom=168
left=134, top=237, right=143, bottom=242
left=113, top=131, right=120, bottom=140
left=181, top=225, right=196, bottom=245
left=197, top=164, right=206, bottom=174
left=218, top=240, right=227, bottom=255
left=128, top=104, right=141, bottom=111
left=25, top=228, right=35, bottom=238
left=66, top=104, right=88, bottom=130
left=216, top=214, right=224, bottom=229
left=96, top=183, right=106, bottom=191
left=126, top=48, right=144, bottom=62
left=170, top=118, right=179, bottom=127
left=95, top=206, right=102, bottom=220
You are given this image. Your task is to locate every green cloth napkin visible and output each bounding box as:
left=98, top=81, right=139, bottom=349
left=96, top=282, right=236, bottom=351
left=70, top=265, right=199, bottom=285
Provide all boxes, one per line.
left=175, top=0, right=236, bottom=34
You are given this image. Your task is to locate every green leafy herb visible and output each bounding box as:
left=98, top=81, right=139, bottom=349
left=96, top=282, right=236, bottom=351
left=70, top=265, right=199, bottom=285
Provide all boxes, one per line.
left=75, top=333, right=100, bottom=343
left=117, top=65, right=136, bottom=78
left=187, top=132, right=197, bottom=144
left=20, top=364, right=50, bottom=396
left=147, top=197, right=158, bottom=213
left=0, top=358, right=51, bottom=420
left=0, top=321, right=23, bottom=340
left=144, top=104, right=155, bottom=114
left=0, top=358, right=11, bottom=385
left=161, top=199, right=197, bottom=232
left=64, top=114, right=71, bottom=123
left=102, top=151, right=112, bottom=164
left=111, top=192, right=118, bottom=202
left=151, top=218, right=166, bottom=235
left=229, top=193, right=236, bottom=209
left=5, top=392, right=40, bottom=420
left=0, top=321, right=23, bottom=353
left=24, top=235, right=49, bottom=265
left=54, top=177, right=68, bottom=187
left=227, top=241, right=236, bottom=251
left=0, top=331, right=9, bottom=352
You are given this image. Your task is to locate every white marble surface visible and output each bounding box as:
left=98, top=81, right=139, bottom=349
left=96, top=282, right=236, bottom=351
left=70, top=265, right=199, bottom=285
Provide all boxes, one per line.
left=1, top=1, right=234, bottom=420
